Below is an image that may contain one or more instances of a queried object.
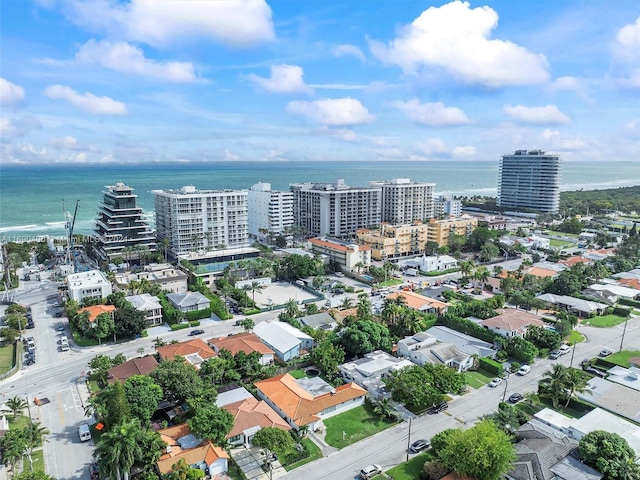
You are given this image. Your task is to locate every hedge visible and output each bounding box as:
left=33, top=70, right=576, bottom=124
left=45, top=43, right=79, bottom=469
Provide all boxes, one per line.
left=612, top=306, right=631, bottom=317
left=170, top=323, right=190, bottom=331
left=438, top=316, right=497, bottom=344
left=479, top=357, right=503, bottom=376
left=185, top=308, right=211, bottom=322
left=619, top=298, right=640, bottom=309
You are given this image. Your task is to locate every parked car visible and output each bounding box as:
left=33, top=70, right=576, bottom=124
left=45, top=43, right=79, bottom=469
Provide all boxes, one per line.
left=508, top=393, right=523, bottom=403
left=517, top=365, right=531, bottom=376
left=549, top=349, right=561, bottom=360
left=410, top=439, right=431, bottom=453
left=586, top=366, right=608, bottom=378
left=359, top=464, right=382, bottom=479
left=488, top=377, right=503, bottom=388
left=428, top=401, right=449, bottom=414
left=558, top=344, right=571, bottom=355
left=599, top=348, right=614, bottom=357
left=335, top=272, right=345, bottom=277
left=188, top=329, right=205, bottom=336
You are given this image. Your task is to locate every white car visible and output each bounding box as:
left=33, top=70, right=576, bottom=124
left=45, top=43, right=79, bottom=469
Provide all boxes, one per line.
left=488, top=377, right=503, bottom=388
left=517, top=365, right=531, bottom=376
left=359, top=464, right=382, bottom=479
left=559, top=344, right=571, bottom=355
left=599, top=348, right=614, bottom=357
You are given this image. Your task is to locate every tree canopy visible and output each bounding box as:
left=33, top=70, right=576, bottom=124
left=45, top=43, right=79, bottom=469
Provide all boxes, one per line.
left=579, top=430, right=638, bottom=479
left=187, top=406, right=234, bottom=445
left=123, top=375, right=163, bottom=425
left=252, top=427, right=296, bottom=458
left=384, top=364, right=465, bottom=410
left=338, top=319, right=394, bottom=356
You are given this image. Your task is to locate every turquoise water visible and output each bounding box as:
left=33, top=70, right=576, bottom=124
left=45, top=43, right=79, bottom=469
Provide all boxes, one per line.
left=1, top=161, right=639, bottom=240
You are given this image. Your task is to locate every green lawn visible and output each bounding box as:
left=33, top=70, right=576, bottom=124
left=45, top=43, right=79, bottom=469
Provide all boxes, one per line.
left=25, top=449, right=45, bottom=472
left=385, top=451, right=434, bottom=480
left=549, top=239, right=572, bottom=248
left=289, top=370, right=306, bottom=379
left=607, top=350, right=640, bottom=366
left=283, top=438, right=322, bottom=470
left=8, top=415, right=32, bottom=429
left=323, top=403, right=398, bottom=449
left=378, top=279, right=404, bottom=287
left=0, top=343, right=16, bottom=374
left=567, top=330, right=585, bottom=344
left=464, top=369, right=495, bottom=389
left=547, top=231, right=579, bottom=239
left=582, top=314, right=629, bottom=328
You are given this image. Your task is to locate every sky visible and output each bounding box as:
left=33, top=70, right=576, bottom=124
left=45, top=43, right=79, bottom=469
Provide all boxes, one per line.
left=1, top=0, right=640, bottom=165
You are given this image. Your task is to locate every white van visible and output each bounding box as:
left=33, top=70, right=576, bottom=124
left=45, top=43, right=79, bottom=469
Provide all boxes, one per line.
left=78, top=423, right=91, bottom=442
left=60, top=335, right=69, bottom=351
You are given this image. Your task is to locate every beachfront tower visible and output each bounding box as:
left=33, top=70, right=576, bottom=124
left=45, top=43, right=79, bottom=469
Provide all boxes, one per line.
left=497, top=150, right=561, bottom=213
left=94, top=183, right=157, bottom=265
left=247, top=182, right=294, bottom=244
left=369, top=178, right=436, bottom=224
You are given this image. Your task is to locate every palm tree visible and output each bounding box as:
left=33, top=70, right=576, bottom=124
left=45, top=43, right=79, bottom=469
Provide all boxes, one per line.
left=539, top=364, right=569, bottom=408
left=473, top=265, right=490, bottom=292
left=283, top=298, right=300, bottom=319
left=95, top=417, right=144, bottom=480
left=459, top=260, right=474, bottom=278
left=340, top=297, right=354, bottom=310
left=23, top=421, right=50, bottom=471
left=523, top=392, right=539, bottom=410
left=160, top=238, right=170, bottom=262
left=372, top=398, right=396, bottom=420
left=356, top=294, right=373, bottom=321
left=354, top=261, right=365, bottom=275
left=6, top=396, right=27, bottom=420
left=562, top=368, right=592, bottom=407
left=249, top=280, right=265, bottom=302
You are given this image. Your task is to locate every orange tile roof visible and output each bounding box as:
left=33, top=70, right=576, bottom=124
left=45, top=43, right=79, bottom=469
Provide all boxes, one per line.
left=223, top=396, right=290, bottom=438
left=482, top=308, right=545, bottom=333
left=78, top=304, right=116, bottom=322
left=559, top=256, right=591, bottom=267
left=254, top=373, right=366, bottom=427
left=156, top=338, right=217, bottom=362
left=619, top=278, right=640, bottom=290
left=524, top=266, right=558, bottom=278
left=108, top=356, right=158, bottom=383
left=157, top=424, right=228, bottom=474
left=310, top=237, right=370, bottom=252
left=387, top=291, right=448, bottom=310
left=208, top=333, right=274, bottom=356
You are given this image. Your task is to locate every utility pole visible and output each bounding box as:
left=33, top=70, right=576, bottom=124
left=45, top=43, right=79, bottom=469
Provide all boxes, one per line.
left=569, top=340, right=576, bottom=368
left=405, top=417, right=412, bottom=462
left=501, top=372, right=510, bottom=403
left=620, top=315, right=630, bottom=352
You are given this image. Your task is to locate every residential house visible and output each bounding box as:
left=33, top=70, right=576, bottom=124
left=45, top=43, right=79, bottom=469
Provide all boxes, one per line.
left=575, top=376, right=640, bottom=425
left=253, top=321, right=314, bottom=362
left=558, top=256, right=593, bottom=268
left=298, top=312, right=337, bottom=331
left=426, top=326, right=498, bottom=358
left=208, top=332, right=274, bottom=365
left=338, top=350, right=413, bottom=399
left=107, top=356, right=158, bottom=384
left=254, top=373, right=366, bottom=431
left=583, top=282, right=640, bottom=303
left=114, top=263, right=188, bottom=294
left=536, top=293, right=608, bottom=317
left=523, top=262, right=566, bottom=279
left=481, top=308, right=546, bottom=338
left=216, top=386, right=290, bottom=447
left=125, top=293, right=163, bottom=326
left=404, top=254, right=458, bottom=274
left=506, top=420, right=602, bottom=480
left=386, top=290, right=449, bottom=315
left=155, top=338, right=217, bottom=369
left=157, top=424, right=229, bottom=476
left=78, top=304, right=116, bottom=324
left=309, top=237, right=371, bottom=272
left=166, top=291, right=210, bottom=313
left=582, top=248, right=616, bottom=262
left=66, top=270, right=113, bottom=303
left=397, top=332, right=473, bottom=372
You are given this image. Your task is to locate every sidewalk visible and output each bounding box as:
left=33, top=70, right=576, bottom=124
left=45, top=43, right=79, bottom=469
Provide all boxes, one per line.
left=307, top=430, right=338, bottom=457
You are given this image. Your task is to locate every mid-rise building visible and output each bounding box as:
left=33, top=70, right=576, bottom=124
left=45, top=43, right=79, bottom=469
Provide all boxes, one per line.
left=497, top=149, right=561, bottom=213
left=93, top=183, right=156, bottom=264
left=357, top=223, right=429, bottom=261
left=434, top=195, right=462, bottom=218
left=153, top=185, right=248, bottom=258
left=247, top=182, right=294, bottom=243
left=309, top=237, right=371, bottom=272
left=290, top=179, right=381, bottom=238
left=114, top=263, right=188, bottom=294
left=66, top=270, right=113, bottom=303
left=370, top=178, right=435, bottom=224
left=426, top=215, right=478, bottom=247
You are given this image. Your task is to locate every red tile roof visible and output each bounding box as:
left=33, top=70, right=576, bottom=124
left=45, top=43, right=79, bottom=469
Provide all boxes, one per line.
left=78, top=304, right=116, bottom=322
left=107, top=356, right=158, bottom=384
left=208, top=332, right=274, bottom=356
left=157, top=424, right=228, bottom=475
left=482, top=308, right=545, bottom=334
left=156, top=338, right=217, bottom=362
left=223, top=396, right=290, bottom=438
left=387, top=291, right=448, bottom=311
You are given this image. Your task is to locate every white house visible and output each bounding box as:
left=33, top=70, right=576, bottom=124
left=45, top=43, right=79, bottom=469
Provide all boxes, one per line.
left=404, top=254, right=458, bottom=274
left=125, top=293, right=163, bottom=326
left=253, top=321, right=314, bottom=362
left=166, top=291, right=210, bottom=313
left=66, top=270, right=113, bottom=303
left=338, top=350, right=413, bottom=399
left=397, top=332, right=474, bottom=372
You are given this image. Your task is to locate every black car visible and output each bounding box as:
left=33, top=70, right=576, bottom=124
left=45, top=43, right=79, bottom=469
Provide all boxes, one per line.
left=508, top=393, right=523, bottom=403
left=188, top=329, right=205, bottom=336
left=410, top=439, right=431, bottom=453
left=428, top=401, right=449, bottom=414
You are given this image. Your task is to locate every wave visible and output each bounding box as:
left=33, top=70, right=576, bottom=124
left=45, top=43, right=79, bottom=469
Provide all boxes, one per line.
left=0, top=224, right=39, bottom=233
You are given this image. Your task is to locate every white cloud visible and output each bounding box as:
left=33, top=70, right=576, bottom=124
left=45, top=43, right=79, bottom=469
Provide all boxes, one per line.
left=614, top=15, right=640, bottom=63
left=286, top=98, right=375, bottom=126
left=391, top=98, right=469, bottom=127
left=452, top=146, right=476, bottom=157
left=0, top=115, right=42, bottom=139
left=503, top=104, right=570, bottom=125
left=48, top=135, right=99, bottom=152
left=415, top=138, right=448, bottom=155
left=332, top=44, right=366, bottom=62
left=43, top=85, right=128, bottom=115
left=0, top=78, right=26, bottom=107
left=222, top=149, right=239, bottom=161
left=318, top=126, right=358, bottom=142
left=548, top=76, right=592, bottom=102
left=75, top=40, right=198, bottom=82
left=65, top=0, right=274, bottom=48
left=245, top=65, right=313, bottom=94
left=369, top=1, right=549, bottom=87
left=540, top=130, right=587, bottom=151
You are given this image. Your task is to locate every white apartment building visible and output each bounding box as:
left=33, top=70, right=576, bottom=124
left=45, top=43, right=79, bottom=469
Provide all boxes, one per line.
left=247, top=182, right=294, bottom=242
left=66, top=270, right=113, bottom=303
left=153, top=185, right=248, bottom=258
left=497, top=150, right=561, bottom=213
left=290, top=179, right=381, bottom=238
left=309, top=237, right=371, bottom=272
left=125, top=293, right=163, bottom=326
left=434, top=195, right=462, bottom=218
left=114, top=263, right=188, bottom=294
left=370, top=178, right=435, bottom=224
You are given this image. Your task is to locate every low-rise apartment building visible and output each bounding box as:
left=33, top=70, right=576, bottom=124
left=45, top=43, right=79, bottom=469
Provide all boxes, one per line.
left=66, top=270, right=113, bottom=303
left=357, top=223, right=429, bottom=261
left=426, top=215, right=478, bottom=247
left=309, top=237, right=371, bottom=272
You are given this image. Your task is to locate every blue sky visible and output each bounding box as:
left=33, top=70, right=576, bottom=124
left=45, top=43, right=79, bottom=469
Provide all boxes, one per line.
left=1, top=0, right=639, bottom=165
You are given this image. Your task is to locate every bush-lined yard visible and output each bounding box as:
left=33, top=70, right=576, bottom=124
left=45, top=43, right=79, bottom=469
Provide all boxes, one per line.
left=582, top=314, right=628, bottom=328
left=323, top=403, right=398, bottom=449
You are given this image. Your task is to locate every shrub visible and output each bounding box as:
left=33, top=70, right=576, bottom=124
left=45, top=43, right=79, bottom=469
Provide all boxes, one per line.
left=170, top=323, right=190, bottom=331
left=510, top=362, right=522, bottom=373
left=422, top=460, right=450, bottom=480
left=185, top=308, right=211, bottom=321
left=479, top=357, right=503, bottom=376
left=612, top=306, right=631, bottom=317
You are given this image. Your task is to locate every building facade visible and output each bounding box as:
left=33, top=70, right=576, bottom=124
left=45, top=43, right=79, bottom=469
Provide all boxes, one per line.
left=290, top=179, right=381, bottom=238
left=66, top=270, right=113, bottom=303
left=153, top=185, right=248, bottom=258
left=93, top=183, right=156, bottom=264
left=497, top=149, right=561, bottom=213
left=434, top=195, right=462, bottom=218
left=309, top=237, right=371, bottom=271
left=247, top=182, right=294, bottom=242
left=357, top=223, right=429, bottom=261
left=426, top=215, right=478, bottom=246
left=370, top=178, right=435, bottom=224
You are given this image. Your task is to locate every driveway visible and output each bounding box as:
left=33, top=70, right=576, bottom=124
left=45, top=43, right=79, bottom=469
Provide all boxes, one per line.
left=230, top=446, right=286, bottom=480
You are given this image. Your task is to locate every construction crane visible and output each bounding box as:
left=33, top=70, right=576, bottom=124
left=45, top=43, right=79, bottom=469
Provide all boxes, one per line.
left=62, top=199, right=80, bottom=273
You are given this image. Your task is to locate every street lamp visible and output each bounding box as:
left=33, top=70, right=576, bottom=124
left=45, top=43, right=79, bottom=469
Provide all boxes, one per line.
left=501, top=372, right=510, bottom=403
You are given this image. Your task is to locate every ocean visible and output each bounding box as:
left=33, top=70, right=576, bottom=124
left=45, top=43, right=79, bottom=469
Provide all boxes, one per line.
left=1, top=161, right=639, bottom=241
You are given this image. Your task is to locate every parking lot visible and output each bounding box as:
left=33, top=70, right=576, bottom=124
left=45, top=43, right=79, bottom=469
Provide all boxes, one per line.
left=251, top=281, right=319, bottom=308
